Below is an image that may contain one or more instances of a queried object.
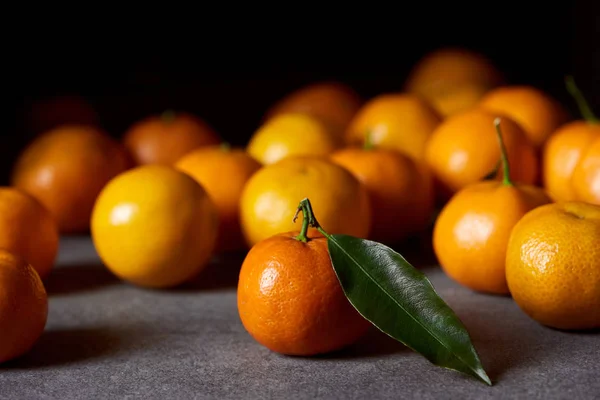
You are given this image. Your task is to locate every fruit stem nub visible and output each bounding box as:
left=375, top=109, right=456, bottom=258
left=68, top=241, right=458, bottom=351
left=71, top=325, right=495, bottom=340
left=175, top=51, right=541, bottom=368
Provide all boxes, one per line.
left=493, top=118, right=513, bottom=186
left=161, top=109, right=176, bottom=123
left=220, top=142, right=231, bottom=152
left=364, top=130, right=375, bottom=150
left=293, top=198, right=330, bottom=242
left=565, top=75, right=598, bottom=124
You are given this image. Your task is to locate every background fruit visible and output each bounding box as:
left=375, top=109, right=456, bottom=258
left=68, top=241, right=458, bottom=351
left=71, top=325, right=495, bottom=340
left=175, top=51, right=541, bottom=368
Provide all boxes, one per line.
left=404, top=47, right=503, bottom=117
left=263, top=81, right=362, bottom=138
left=0, top=188, right=59, bottom=279
left=175, top=144, right=262, bottom=252
left=11, top=125, right=129, bottom=234
left=123, top=110, right=221, bottom=166
left=571, top=136, right=600, bottom=205
left=91, top=165, right=219, bottom=288
left=239, top=156, right=371, bottom=247
left=424, top=109, right=538, bottom=199
left=247, top=113, right=340, bottom=165
left=506, top=202, right=600, bottom=330
left=542, top=121, right=600, bottom=202
left=237, top=229, right=371, bottom=355
left=478, top=85, right=570, bottom=148
left=0, top=250, right=48, bottom=364
left=345, top=93, right=442, bottom=161
left=330, top=147, right=434, bottom=244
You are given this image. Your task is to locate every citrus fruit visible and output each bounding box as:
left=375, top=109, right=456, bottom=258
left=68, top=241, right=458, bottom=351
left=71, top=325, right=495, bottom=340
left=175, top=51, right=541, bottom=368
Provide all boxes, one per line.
left=238, top=228, right=370, bottom=355
left=0, top=188, right=59, bottom=280
left=571, top=136, right=600, bottom=205
left=506, top=201, right=600, bottom=330
left=91, top=165, right=219, bottom=288
left=345, top=93, right=442, bottom=161
left=0, top=249, right=48, bottom=363
left=404, top=47, right=503, bottom=117
left=123, top=110, right=221, bottom=166
left=542, top=121, right=600, bottom=202
left=433, top=118, right=551, bottom=294
left=424, top=109, right=538, bottom=199
left=330, top=145, right=434, bottom=244
left=478, top=85, right=570, bottom=148
left=247, top=113, right=340, bottom=165
left=239, top=156, right=371, bottom=247
left=264, top=81, right=362, bottom=138
left=11, top=125, right=130, bottom=234
left=175, top=144, right=262, bottom=252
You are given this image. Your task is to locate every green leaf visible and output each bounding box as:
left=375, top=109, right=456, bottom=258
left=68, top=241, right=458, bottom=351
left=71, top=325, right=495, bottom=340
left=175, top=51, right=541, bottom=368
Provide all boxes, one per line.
left=326, top=233, right=492, bottom=385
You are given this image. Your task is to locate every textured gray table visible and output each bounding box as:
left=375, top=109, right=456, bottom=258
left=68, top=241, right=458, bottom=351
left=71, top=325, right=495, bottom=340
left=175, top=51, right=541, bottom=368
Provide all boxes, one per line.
left=1, top=236, right=598, bottom=399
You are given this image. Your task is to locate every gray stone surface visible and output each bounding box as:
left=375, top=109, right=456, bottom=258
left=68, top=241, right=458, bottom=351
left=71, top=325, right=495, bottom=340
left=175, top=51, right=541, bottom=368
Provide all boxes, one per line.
left=0, top=236, right=598, bottom=399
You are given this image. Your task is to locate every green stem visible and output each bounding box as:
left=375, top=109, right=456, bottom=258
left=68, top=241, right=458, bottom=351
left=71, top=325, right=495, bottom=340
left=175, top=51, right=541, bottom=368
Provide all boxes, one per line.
left=220, top=142, right=231, bottom=152
left=161, top=109, right=176, bottom=123
left=364, top=130, right=375, bottom=150
left=293, top=198, right=331, bottom=242
left=493, top=118, right=513, bottom=186
left=565, top=75, right=598, bottom=123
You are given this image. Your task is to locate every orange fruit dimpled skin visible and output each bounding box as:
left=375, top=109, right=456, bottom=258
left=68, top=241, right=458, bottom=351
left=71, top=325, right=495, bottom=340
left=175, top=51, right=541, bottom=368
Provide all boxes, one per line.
left=506, top=202, right=600, bottom=330
left=433, top=181, right=551, bottom=294
left=542, top=122, right=600, bottom=202
left=123, top=111, right=221, bottom=166
left=478, top=85, right=570, bottom=148
left=0, top=250, right=48, bottom=364
left=91, top=165, right=219, bottom=288
left=237, top=229, right=370, bottom=356
left=239, top=156, right=371, bottom=247
left=175, top=145, right=262, bottom=252
left=247, top=113, right=340, bottom=165
left=425, top=109, right=538, bottom=197
left=0, top=188, right=59, bottom=280
left=344, top=93, right=442, bottom=161
left=330, top=147, right=434, bottom=244
left=11, top=125, right=130, bottom=233
left=571, top=136, right=600, bottom=205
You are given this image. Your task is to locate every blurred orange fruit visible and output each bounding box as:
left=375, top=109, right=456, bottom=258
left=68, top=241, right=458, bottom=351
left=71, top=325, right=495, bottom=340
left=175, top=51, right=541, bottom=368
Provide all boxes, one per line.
left=478, top=85, right=570, bottom=148
left=506, top=201, right=600, bottom=330
left=239, top=156, right=371, bottom=247
left=433, top=118, right=551, bottom=294
left=264, top=81, right=362, bottom=138
left=91, top=165, right=219, bottom=288
left=345, top=93, right=442, bottom=161
left=11, top=125, right=130, bottom=234
left=330, top=146, right=434, bottom=244
left=175, top=144, right=262, bottom=252
left=405, top=47, right=503, bottom=117
left=247, top=113, right=340, bottom=165
left=0, top=188, right=59, bottom=280
left=0, top=250, right=48, bottom=364
left=123, top=110, right=221, bottom=166
left=424, top=109, right=538, bottom=199
left=238, top=228, right=370, bottom=355
left=571, top=136, right=600, bottom=205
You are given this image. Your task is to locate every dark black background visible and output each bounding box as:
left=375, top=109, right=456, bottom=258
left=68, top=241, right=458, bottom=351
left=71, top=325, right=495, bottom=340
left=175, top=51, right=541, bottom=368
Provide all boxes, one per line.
left=4, top=2, right=599, bottom=185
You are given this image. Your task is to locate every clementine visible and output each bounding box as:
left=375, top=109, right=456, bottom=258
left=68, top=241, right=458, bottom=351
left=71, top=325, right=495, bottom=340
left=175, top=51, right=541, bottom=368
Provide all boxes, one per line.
left=0, top=188, right=59, bottom=279
left=345, top=93, right=442, bottom=161
left=238, top=227, right=370, bottom=356
left=506, top=201, right=600, bottom=330
left=247, top=113, right=340, bottom=165
left=263, top=81, right=362, bottom=138
left=0, top=250, right=48, bottom=363
left=11, top=125, right=129, bottom=234
left=330, top=144, right=434, bottom=244
left=424, top=109, right=538, bottom=200
left=91, top=165, right=219, bottom=288
left=478, top=85, right=570, bottom=148
left=175, top=144, right=262, bottom=252
left=433, top=118, right=551, bottom=294
left=571, top=136, right=600, bottom=205
left=239, top=156, right=371, bottom=247
left=123, top=110, right=221, bottom=166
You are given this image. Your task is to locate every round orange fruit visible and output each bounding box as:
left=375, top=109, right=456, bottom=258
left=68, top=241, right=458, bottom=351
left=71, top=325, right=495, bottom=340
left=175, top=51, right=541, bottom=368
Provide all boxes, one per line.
left=175, top=144, right=262, bottom=252
left=506, top=201, right=600, bottom=330
left=571, top=136, right=600, bottom=205
left=0, top=250, right=48, bottom=364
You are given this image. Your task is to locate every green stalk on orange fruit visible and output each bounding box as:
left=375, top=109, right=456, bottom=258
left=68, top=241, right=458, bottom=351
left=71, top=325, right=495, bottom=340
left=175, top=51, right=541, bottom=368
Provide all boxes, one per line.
left=494, top=118, right=513, bottom=186
left=565, top=75, right=598, bottom=124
